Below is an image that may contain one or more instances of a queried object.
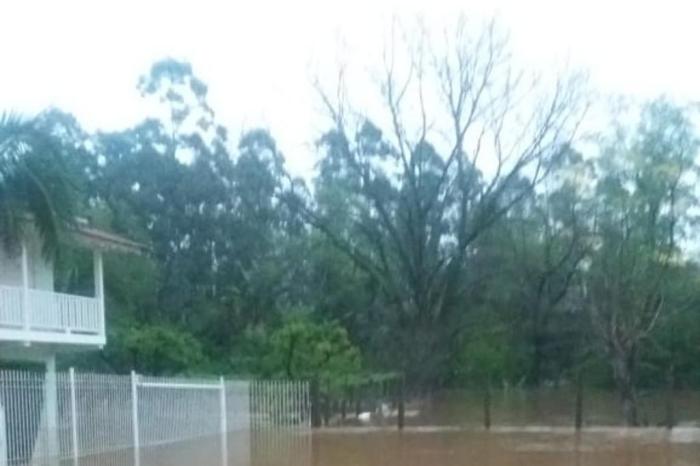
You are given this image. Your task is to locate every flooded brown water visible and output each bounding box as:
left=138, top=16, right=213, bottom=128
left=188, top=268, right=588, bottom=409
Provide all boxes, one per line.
left=69, top=427, right=700, bottom=466
left=249, top=427, right=700, bottom=466
left=305, top=428, right=700, bottom=466
left=70, top=389, right=700, bottom=466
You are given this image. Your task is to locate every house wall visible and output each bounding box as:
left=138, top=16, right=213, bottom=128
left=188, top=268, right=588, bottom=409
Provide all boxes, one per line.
left=0, top=229, right=54, bottom=291
left=0, top=245, right=22, bottom=287
left=26, top=233, right=53, bottom=291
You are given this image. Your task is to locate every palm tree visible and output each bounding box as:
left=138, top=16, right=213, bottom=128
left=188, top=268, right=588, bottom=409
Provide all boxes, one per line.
left=0, top=113, right=76, bottom=259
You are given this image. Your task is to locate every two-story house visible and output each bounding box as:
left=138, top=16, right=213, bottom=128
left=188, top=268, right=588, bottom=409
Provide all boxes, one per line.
left=0, top=219, right=143, bottom=462
left=0, top=219, right=143, bottom=361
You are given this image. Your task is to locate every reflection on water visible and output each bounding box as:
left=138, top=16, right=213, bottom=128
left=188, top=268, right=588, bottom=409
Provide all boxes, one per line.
left=246, top=428, right=700, bottom=466
left=250, top=430, right=312, bottom=466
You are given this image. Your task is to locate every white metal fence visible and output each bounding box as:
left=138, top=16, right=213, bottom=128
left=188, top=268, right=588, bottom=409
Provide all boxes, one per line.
left=0, top=369, right=309, bottom=466
left=249, top=381, right=312, bottom=466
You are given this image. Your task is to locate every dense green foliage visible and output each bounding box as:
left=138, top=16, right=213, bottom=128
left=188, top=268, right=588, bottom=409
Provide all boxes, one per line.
left=261, top=315, right=362, bottom=388
left=0, top=114, right=78, bottom=259
left=4, top=27, right=700, bottom=426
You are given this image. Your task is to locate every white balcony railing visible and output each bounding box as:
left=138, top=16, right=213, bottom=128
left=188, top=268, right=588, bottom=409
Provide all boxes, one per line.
left=0, top=285, right=104, bottom=343
left=0, top=285, right=23, bottom=328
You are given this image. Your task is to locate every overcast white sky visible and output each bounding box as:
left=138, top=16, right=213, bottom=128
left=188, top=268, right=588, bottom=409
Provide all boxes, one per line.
left=0, top=0, right=698, bottom=176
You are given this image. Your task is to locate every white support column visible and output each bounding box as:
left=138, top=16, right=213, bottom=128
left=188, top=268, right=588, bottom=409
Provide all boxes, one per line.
left=93, top=250, right=105, bottom=339
left=130, top=371, right=140, bottom=466
left=45, top=355, right=59, bottom=465
left=0, top=395, right=6, bottom=466
left=20, top=240, right=30, bottom=340
left=69, top=368, right=79, bottom=466
left=219, top=376, right=228, bottom=466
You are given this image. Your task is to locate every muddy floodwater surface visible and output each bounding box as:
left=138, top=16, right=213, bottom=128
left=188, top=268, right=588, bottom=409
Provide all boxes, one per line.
left=76, top=389, right=700, bottom=466
left=77, top=425, right=700, bottom=465
left=300, top=428, right=700, bottom=466
left=246, top=426, right=700, bottom=466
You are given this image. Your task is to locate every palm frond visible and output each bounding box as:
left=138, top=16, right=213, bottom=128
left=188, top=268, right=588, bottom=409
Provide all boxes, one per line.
left=0, top=112, right=77, bottom=260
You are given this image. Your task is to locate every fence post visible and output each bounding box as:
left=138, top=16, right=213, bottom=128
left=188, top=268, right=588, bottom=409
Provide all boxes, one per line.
left=130, top=371, right=140, bottom=466
left=249, top=381, right=256, bottom=431
left=665, top=366, right=675, bottom=430
left=310, top=379, right=321, bottom=428
left=396, top=376, right=405, bottom=430
left=69, top=368, right=79, bottom=466
left=219, top=376, right=228, bottom=466
left=483, top=379, right=491, bottom=430
left=575, top=370, right=583, bottom=431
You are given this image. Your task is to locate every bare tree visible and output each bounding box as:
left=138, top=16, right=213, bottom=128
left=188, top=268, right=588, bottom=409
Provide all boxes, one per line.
left=289, top=17, right=588, bottom=386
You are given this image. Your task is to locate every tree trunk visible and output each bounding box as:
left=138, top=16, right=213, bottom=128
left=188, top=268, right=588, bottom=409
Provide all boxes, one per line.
left=620, top=390, right=638, bottom=427
left=531, top=333, right=544, bottom=386
left=483, top=378, right=491, bottom=430
left=397, top=378, right=405, bottom=430
left=612, top=352, right=638, bottom=426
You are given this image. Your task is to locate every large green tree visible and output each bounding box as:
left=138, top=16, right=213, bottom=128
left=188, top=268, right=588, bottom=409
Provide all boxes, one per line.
left=585, top=99, right=698, bottom=425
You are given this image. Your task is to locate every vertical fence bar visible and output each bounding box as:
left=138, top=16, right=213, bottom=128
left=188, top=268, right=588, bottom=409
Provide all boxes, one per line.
left=219, top=376, right=228, bottom=466
left=69, top=368, right=79, bottom=465
left=130, top=371, right=140, bottom=466
left=249, top=381, right=255, bottom=432
left=298, top=381, right=303, bottom=428
left=283, top=381, right=288, bottom=428
left=45, top=355, right=59, bottom=464
left=268, top=381, right=273, bottom=427
left=310, top=379, right=320, bottom=428
left=283, top=380, right=288, bottom=426
left=299, top=381, right=305, bottom=427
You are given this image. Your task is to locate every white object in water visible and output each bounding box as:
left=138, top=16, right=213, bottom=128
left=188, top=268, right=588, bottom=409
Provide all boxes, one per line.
left=379, top=403, right=391, bottom=418
left=358, top=412, right=372, bottom=423
left=671, top=426, right=700, bottom=444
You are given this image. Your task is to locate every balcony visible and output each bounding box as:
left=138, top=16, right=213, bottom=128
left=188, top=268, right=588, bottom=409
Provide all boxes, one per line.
left=0, top=222, right=145, bottom=355
left=0, top=285, right=105, bottom=346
